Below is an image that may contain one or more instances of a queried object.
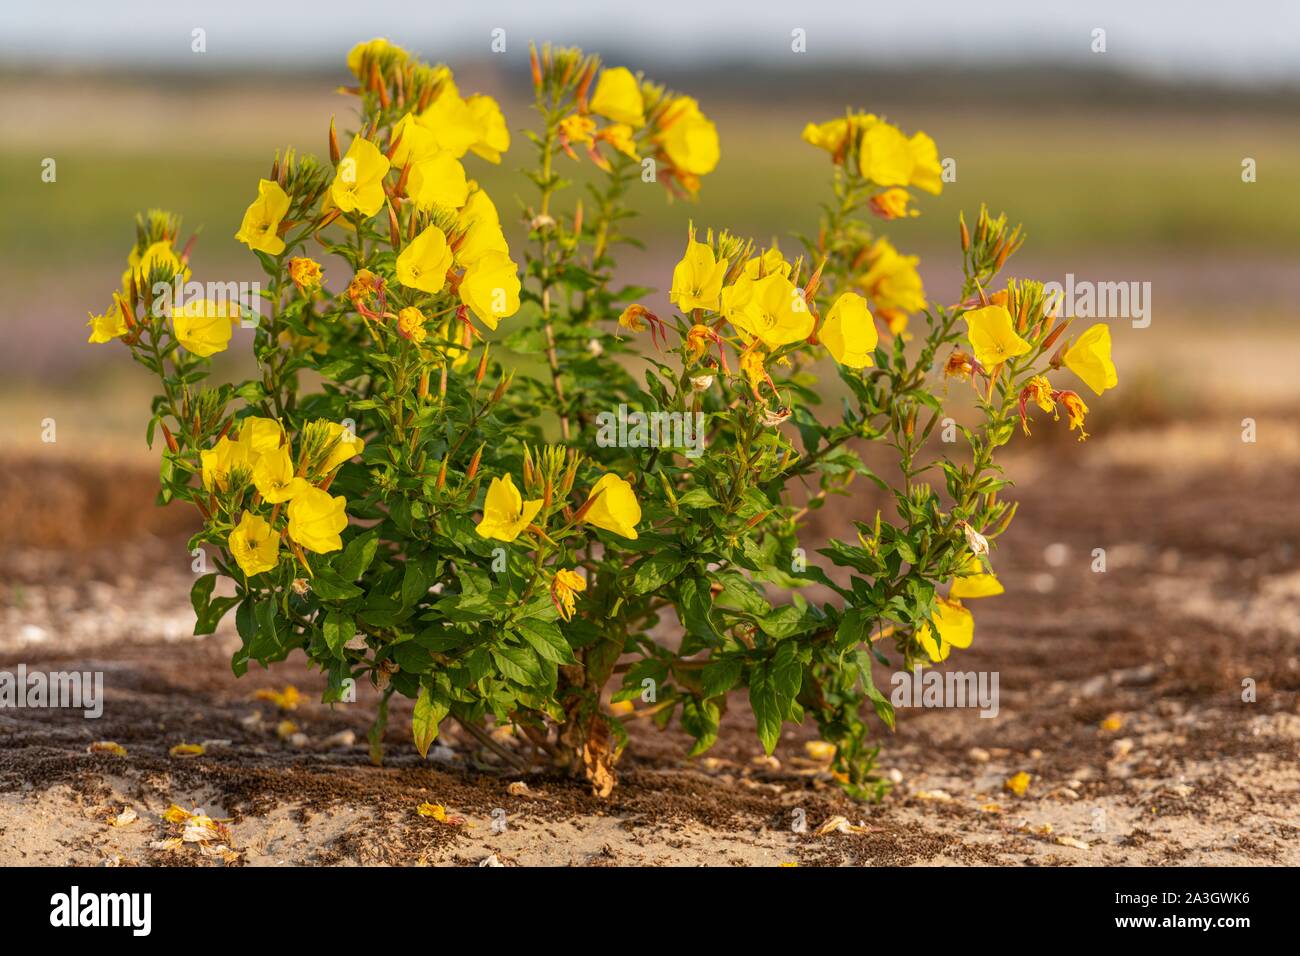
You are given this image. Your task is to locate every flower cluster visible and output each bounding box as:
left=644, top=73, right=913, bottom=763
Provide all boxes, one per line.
left=91, top=40, right=1114, bottom=802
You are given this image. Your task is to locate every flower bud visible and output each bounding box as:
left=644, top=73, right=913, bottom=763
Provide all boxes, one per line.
left=328, top=118, right=340, bottom=165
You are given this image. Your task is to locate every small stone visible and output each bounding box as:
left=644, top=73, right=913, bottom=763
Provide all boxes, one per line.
left=886, top=768, right=904, bottom=784
left=1110, top=738, right=1134, bottom=759
left=968, top=747, right=991, bottom=763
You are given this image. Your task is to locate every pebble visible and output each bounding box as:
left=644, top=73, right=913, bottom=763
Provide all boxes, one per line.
left=968, top=747, right=991, bottom=763
left=1110, top=738, right=1134, bottom=759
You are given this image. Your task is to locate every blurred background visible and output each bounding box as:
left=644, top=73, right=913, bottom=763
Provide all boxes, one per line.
left=2, top=0, right=1298, bottom=532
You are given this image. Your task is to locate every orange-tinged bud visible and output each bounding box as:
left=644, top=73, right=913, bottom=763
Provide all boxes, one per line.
left=529, top=45, right=542, bottom=89
left=328, top=117, right=340, bottom=164
left=474, top=343, right=490, bottom=384
left=160, top=422, right=179, bottom=454
left=960, top=213, right=970, bottom=251
left=436, top=458, right=447, bottom=489
left=466, top=443, right=484, bottom=482
left=417, top=369, right=429, bottom=400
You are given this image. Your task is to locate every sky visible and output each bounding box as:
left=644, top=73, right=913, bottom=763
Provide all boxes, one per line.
left=4, top=0, right=1300, bottom=85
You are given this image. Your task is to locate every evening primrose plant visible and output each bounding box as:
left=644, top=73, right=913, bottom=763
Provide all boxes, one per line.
left=88, top=39, right=1115, bottom=800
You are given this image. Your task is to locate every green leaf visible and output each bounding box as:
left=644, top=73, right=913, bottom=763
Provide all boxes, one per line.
left=515, top=619, right=576, bottom=665
left=748, top=664, right=782, bottom=755
left=630, top=552, right=688, bottom=595
left=412, top=683, right=449, bottom=759
left=492, top=645, right=544, bottom=686
left=700, top=657, right=742, bottom=699
left=335, top=530, right=380, bottom=581
left=311, top=569, right=364, bottom=601
left=323, top=611, right=356, bottom=660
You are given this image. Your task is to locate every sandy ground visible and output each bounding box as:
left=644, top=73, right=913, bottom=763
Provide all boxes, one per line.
left=1, top=418, right=1298, bottom=867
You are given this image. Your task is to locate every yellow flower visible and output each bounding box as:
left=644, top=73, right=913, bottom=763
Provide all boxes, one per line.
left=858, top=120, right=914, bottom=186
left=857, top=121, right=943, bottom=195
left=228, top=512, right=280, bottom=577
left=459, top=251, right=521, bottom=330
left=656, top=96, right=719, bottom=176
left=397, top=306, right=428, bottom=344
left=234, top=179, right=290, bottom=255
left=590, top=67, right=645, bottom=127
left=868, top=187, right=917, bottom=220
left=907, top=131, right=944, bottom=195
left=598, top=124, right=639, bottom=160
left=559, top=113, right=597, bottom=147
left=915, top=598, right=974, bottom=663
left=408, top=152, right=469, bottom=211
left=390, top=112, right=438, bottom=167
left=319, top=422, right=365, bottom=473
left=820, top=292, right=878, bottom=368
left=346, top=38, right=408, bottom=80
left=1063, top=323, right=1118, bottom=396
left=86, top=298, right=129, bottom=344
left=949, top=556, right=1004, bottom=599
left=287, top=487, right=348, bottom=554
left=121, top=240, right=188, bottom=294
left=172, top=298, right=237, bottom=357
left=669, top=232, right=728, bottom=312
left=581, top=473, right=641, bottom=540
left=801, top=116, right=861, bottom=155
left=739, top=348, right=768, bottom=391
left=240, top=416, right=284, bottom=456
left=418, top=89, right=483, bottom=158
left=551, top=568, right=587, bottom=622
left=1058, top=390, right=1090, bottom=441
left=730, top=273, right=814, bottom=350
left=331, top=137, right=391, bottom=218
left=466, top=94, right=510, bottom=163
left=252, top=446, right=308, bottom=504
left=857, top=238, right=926, bottom=334
left=965, top=305, right=1031, bottom=368
left=474, top=474, right=543, bottom=543
left=288, top=256, right=323, bottom=292
left=396, top=225, right=453, bottom=293
left=200, top=434, right=254, bottom=492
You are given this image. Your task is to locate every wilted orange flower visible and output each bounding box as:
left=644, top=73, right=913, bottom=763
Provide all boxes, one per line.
left=868, top=188, right=917, bottom=220
left=1018, top=374, right=1056, bottom=435
left=1057, top=390, right=1089, bottom=441
left=551, top=568, right=586, bottom=622
left=288, top=257, right=323, bottom=293
left=945, top=351, right=975, bottom=381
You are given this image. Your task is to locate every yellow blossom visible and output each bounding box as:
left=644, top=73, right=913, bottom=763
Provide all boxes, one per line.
left=657, top=96, right=719, bottom=177
left=907, top=131, right=944, bottom=195
left=397, top=306, right=428, bottom=344
left=915, top=598, right=974, bottom=663
left=1063, top=323, right=1118, bottom=396
left=408, top=152, right=470, bottom=211
left=255, top=685, right=301, bottom=710
left=86, top=298, right=129, bottom=344
left=590, top=67, right=645, bottom=127
left=949, top=556, right=1004, bottom=599
left=965, top=304, right=1031, bottom=369
left=730, top=273, right=814, bottom=350
left=581, top=473, right=641, bottom=540
left=319, top=422, right=365, bottom=473
left=474, top=474, right=543, bottom=543
left=287, top=487, right=348, bottom=554
left=598, top=124, right=639, bottom=160
left=396, top=225, right=453, bottom=293
left=200, top=434, right=254, bottom=492
left=858, top=120, right=914, bottom=186
left=560, top=113, right=597, bottom=146
left=173, top=298, right=238, bottom=357
left=331, top=137, right=391, bottom=218
left=234, top=179, right=290, bottom=255
left=868, top=187, right=917, bottom=220
left=390, top=112, right=439, bottom=167
left=801, top=116, right=864, bottom=155
left=229, top=512, right=281, bottom=577
left=459, top=251, right=521, bottom=330
left=551, top=568, right=587, bottom=622
left=253, top=446, right=309, bottom=503
left=466, top=94, right=510, bottom=163
left=121, top=240, right=188, bottom=295
left=820, top=292, right=878, bottom=368
left=856, top=238, right=926, bottom=334
left=669, top=231, right=728, bottom=313
left=418, top=89, right=483, bottom=158
left=240, top=416, right=284, bottom=456
left=288, top=256, right=323, bottom=292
